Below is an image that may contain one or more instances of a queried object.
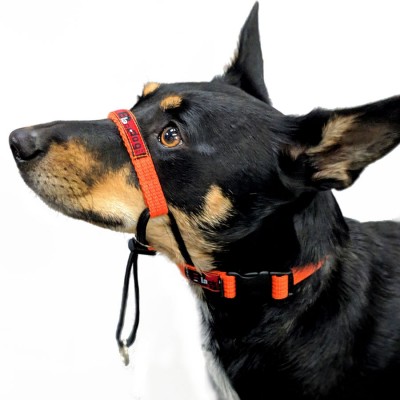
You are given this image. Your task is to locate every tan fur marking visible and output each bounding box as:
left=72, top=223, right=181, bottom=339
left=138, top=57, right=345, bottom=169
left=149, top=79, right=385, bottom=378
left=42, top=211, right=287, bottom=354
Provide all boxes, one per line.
left=46, top=140, right=98, bottom=173
left=39, top=140, right=100, bottom=197
left=30, top=141, right=144, bottom=231
left=142, top=82, right=160, bottom=97
left=306, top=115, right=358, bottom=185
left=199, top=185, right=233, bottom=227
left=312, top=162, right=352, bottom=186
left=223, top=47, right=239, bottom=74
left=307, top=115, right=357, bottom=156
left=145, top=186, right=232, bottom=271
left=287, top=145, right=307, bottom=160
left=160, top=95, right=182, bottom=111
left=34, top=141, right=228, bottom=273
left=146, top=187, right=232, bottom=272
left=79, top=166, right=145, bottom=231
left=146, top=208, right=217, bottom=272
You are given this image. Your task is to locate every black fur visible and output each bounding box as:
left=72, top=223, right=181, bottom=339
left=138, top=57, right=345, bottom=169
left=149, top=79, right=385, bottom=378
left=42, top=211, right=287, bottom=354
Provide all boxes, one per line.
left=9, top=3, right=400, bottom=399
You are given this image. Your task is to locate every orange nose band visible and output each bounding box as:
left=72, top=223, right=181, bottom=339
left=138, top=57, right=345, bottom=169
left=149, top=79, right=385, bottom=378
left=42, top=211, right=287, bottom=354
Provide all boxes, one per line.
left=108, top=109, right=168, bottom=218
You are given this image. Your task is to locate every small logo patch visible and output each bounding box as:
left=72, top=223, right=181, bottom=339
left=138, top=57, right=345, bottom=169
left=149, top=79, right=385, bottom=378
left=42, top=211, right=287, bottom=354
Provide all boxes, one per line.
left=117, top=111, right=148, bottom=158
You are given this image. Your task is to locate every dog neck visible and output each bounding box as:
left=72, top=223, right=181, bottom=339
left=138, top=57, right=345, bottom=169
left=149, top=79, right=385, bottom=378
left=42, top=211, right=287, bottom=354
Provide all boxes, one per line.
left=196, top=192, right=348, bottom=300
left=207, top=190, right=348, bottom=293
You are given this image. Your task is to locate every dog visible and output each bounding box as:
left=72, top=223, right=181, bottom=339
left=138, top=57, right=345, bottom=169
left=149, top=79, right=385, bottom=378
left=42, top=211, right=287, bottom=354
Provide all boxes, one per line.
left=9, top=2, right=400, bottom=399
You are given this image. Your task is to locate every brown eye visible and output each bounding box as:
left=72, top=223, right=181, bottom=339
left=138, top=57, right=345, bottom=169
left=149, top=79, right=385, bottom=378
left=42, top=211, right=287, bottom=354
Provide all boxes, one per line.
left=159, top=126, right=182, bottom=148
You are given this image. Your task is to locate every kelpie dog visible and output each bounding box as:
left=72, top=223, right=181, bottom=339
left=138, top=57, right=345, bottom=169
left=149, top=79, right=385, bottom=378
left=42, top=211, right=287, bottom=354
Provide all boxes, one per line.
left=9, top=2, right=400, bottom=399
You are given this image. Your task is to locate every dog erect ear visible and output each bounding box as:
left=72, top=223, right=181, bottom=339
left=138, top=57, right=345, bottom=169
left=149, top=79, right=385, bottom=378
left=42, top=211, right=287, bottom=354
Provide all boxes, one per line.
left=215, top=2, right=270, bottom=104
left=281, top=95, right=400, bottom=191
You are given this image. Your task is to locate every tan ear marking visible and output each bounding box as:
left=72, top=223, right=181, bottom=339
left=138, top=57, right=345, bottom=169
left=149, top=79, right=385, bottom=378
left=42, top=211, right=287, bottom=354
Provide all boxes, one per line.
left=307, top=115, right=358, bottom=156
left=142, top=82, right=160, bottom=97
left=160, top=95, right=183, bottom=111
left=312, top=163, right=351, bottom=186
left=306, top=115, right=357, bottom=183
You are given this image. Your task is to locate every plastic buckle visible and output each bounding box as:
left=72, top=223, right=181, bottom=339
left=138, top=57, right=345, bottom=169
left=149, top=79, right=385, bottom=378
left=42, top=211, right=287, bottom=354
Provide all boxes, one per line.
left=228, top=270, right=294, bottom=299
left=228, top=271, right=270, bottom=298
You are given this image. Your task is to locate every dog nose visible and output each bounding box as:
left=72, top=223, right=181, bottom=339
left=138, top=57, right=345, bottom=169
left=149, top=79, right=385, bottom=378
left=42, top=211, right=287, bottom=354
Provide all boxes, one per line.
left=9, top=127, right=42, bottom=162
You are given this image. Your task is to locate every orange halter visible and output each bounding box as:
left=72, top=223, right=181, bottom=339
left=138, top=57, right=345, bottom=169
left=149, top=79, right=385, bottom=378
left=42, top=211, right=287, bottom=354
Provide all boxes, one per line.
left=109, top=108, right=325, bottom=301
left=109, top=108, right=325, bottom=365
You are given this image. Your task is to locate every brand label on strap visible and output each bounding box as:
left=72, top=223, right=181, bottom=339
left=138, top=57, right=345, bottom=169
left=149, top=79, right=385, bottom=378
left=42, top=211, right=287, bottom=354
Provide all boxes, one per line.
left=185, top=268, right=222, bottom=292
left=116, top=110, right=148, bottom=158
left=108, top=109, right=169, bottom=217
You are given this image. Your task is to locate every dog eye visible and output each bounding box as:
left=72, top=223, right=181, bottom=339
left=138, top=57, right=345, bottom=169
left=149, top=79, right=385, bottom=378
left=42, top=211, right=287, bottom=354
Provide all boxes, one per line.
left=159, top=126, right=182, bottom=148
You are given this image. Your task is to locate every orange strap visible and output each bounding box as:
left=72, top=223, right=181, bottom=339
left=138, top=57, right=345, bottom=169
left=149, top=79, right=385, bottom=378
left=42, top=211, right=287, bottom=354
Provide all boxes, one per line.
left=178, top=264, right=237, bottom=299
left=108, top=110, right=168, bottom=218
left=109, top=109, right=324, bottom=301
left=179, top=259, right=324, bottom=300
left=271, top=259, right=324, bottom=300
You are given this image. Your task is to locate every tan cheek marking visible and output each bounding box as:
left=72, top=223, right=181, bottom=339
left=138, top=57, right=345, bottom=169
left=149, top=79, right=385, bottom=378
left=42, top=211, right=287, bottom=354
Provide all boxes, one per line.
left=79, top=165, right=146, bottom=232
left=37, top=140, right=100, bottom=197
left=199, top=185, right=233, bottom=227
left=160, top=95, right=182, bottom=111
left=42, top=144, right=220, bottom=269
left=46, top=140, right=98, bottom=174
left=146, top=186, right=232, bottom=272
left=142, top=82, right=160, bottom=97
left=146, top=208, right=217, bottom=272
left=37, top=142, right=146, bottom=232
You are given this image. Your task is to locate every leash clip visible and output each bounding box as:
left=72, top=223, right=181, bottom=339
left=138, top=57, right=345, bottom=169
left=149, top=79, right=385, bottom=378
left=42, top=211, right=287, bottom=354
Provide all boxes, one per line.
left=118, top=340, right=130, bottom=366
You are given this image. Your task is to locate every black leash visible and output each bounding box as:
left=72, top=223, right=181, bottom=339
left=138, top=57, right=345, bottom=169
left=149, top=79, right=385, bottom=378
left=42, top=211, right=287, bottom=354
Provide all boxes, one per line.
left=116, top=209, right=155, bottom=365
left=115, top=208, right=193, bottom=365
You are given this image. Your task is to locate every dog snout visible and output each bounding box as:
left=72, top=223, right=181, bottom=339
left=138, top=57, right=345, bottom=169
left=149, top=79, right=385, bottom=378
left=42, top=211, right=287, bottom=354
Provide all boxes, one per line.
left=9, top=127, right=44, bottom=163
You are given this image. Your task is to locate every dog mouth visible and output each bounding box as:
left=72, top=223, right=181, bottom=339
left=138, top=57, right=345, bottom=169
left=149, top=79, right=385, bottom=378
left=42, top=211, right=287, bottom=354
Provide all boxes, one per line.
left=10, top=126, right=145, bottom=232
left=20, top=160, right=143, bottom=232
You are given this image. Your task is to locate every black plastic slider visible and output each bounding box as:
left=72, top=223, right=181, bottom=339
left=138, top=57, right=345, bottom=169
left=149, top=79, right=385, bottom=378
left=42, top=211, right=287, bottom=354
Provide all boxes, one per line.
left=128, top=237, right=156, bottom=256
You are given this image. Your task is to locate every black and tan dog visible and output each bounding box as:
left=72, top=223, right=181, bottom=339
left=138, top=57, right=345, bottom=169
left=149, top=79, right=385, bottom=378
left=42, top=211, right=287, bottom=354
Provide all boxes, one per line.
left=9, top=3, right=400, bottom=399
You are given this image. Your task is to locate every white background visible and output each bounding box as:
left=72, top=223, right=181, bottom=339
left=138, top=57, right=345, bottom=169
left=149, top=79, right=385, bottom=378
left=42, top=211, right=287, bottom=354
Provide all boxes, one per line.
left=2, top=1, right=400, bottom=399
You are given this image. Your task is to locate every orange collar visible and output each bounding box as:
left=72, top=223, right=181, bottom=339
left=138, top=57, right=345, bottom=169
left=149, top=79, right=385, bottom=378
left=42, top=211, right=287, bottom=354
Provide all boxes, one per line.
left=179, top=260, right=324, bottom=300
left=109, top=109, right=325, bottom=300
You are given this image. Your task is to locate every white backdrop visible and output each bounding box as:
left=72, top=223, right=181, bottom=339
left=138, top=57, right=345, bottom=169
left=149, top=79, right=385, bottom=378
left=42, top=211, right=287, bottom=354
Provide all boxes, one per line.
left=2, top=1, right=400, bottom=399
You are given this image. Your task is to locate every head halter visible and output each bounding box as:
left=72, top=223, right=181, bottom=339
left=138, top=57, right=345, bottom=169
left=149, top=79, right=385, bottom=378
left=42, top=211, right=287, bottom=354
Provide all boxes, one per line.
left=108, top=109, right=324, bottom=365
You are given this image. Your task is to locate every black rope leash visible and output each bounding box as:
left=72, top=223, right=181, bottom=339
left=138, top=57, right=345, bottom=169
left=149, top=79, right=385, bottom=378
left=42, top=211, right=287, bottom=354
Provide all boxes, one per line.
left=115, top=208, right=194, bottom=365
left=115, top=209, right=155, bottom=366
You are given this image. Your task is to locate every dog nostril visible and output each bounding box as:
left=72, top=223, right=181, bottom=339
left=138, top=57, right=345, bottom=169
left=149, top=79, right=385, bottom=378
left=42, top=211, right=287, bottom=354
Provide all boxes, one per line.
left=9, top=127, right=43, bottom=162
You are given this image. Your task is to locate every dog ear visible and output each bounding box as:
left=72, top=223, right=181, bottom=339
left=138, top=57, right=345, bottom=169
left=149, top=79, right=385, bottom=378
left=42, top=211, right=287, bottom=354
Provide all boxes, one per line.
left=280, top=95, right=400, bottom=191
left=215, top=2, right=270, bottom=104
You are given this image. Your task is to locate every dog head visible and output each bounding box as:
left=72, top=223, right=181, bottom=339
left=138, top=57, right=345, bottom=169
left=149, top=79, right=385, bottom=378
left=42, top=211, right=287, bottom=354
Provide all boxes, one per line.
left=9, top=3, right=400, bottom=270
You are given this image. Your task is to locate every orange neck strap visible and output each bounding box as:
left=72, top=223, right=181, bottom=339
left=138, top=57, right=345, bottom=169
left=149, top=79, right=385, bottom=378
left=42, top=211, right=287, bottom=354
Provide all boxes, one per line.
left=178, top=259, right=325, bottom=300
left=109, top=109, right=325, bottom=300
